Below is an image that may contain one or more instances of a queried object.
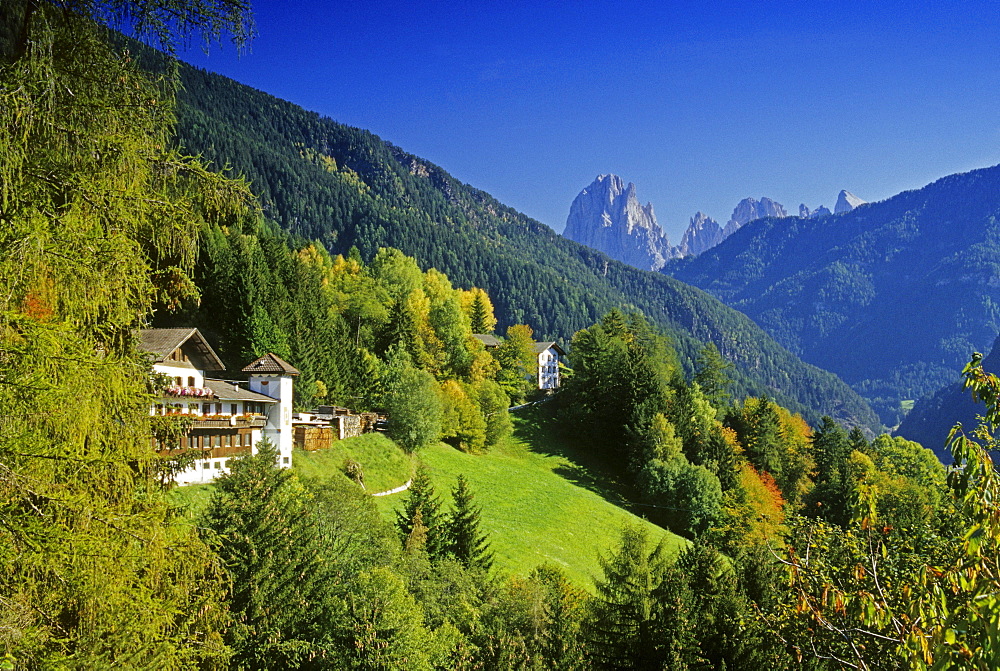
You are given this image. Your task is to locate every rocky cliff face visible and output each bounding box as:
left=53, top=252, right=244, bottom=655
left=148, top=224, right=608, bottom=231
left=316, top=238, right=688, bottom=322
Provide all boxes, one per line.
left=677, top=212, right=724, bottom=257
left=563, top=174, right=677, bottom=271
left=834, top=189, right=866, bottom=214
left=721, top=197, right=788, bottom=238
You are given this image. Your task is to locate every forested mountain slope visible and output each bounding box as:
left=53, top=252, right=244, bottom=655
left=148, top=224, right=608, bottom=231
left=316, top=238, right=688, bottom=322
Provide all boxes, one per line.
left=895, top=334, right=1000, bottom=459
left=170, top=63, right=878, bottom=430
left=664, top=166, right=1000, bottom=426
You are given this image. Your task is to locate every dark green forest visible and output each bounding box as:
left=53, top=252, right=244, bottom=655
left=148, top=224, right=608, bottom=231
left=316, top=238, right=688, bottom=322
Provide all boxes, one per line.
left=663, top=168, right=1000, bottom=426
left=167, top=62, right=879, bottom=431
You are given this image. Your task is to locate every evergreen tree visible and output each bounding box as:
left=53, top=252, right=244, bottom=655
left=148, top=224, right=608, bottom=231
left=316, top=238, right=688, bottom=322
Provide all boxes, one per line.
left=693, top=342, right=734, bottom=414
left=202, top=442, right=336, bottom=667
left=468, top=288, right=496, bottom=334
left=396, top=466, right=446, bottom=560
left=807, top=416, right=853, bottom=526
left=586, top=525, right=681, bottom=669
left=446, top=475, right=494, bottom=571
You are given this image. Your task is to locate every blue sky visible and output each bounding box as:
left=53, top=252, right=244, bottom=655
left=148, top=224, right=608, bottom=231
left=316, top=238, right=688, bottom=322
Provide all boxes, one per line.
left=180, top=0, right=1000, bottom=241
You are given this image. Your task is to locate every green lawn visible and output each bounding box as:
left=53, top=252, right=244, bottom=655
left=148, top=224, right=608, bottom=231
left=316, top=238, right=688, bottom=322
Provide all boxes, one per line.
left=166, top=409, right=686, bottom=590
left=293, top=432, right=414, bottom=494
left=380, top=406, right=687, bottom=589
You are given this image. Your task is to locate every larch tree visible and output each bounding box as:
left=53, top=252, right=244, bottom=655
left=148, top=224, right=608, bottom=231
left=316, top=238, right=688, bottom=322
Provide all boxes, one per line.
left=0, top=0, right=254, bottom=665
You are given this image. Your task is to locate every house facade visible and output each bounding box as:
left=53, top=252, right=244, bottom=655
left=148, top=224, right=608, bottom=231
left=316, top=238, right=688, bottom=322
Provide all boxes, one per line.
left=473, top=333, right=566, bottom=390
left=142, top=328, right=298, bottom=485
left=532, top=341, right=565, bottom=390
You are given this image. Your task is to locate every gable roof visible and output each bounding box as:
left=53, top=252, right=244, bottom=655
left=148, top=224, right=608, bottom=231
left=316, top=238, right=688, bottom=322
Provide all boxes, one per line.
left=532, top=341, right=566, bottom=356
left=242, top=352, right=300, bottom=376
left=203, top=378, right=278, bottom=403
left=472, top=333, right=501, bottom=348
left=139, top=328, right=226, bottom=371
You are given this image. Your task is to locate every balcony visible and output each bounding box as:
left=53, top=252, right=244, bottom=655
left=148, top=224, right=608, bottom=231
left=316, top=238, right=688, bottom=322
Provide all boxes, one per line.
left=190, top=414, right=267, bottom=429
left=163, top=385, right=215, bottom=398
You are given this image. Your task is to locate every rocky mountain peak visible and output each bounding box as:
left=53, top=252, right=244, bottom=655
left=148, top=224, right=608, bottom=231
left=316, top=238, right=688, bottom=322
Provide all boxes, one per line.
left=678, top=211, right=723, bottom=257
left=834, top=190, right=866, bottom=214
left=722, top=197, right=788, bottom=238
left=564, top=175, right=677, bottom=271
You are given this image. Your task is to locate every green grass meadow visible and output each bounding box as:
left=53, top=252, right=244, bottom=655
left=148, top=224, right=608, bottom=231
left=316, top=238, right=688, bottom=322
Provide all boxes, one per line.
left=379, top=406, right=687, bottom=589
left=167, top=405, right=686, bottom=590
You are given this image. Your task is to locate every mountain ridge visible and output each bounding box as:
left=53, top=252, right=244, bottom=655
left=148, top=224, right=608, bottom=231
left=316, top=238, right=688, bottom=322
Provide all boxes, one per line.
left=171, top=62, right=880, bottom=430
left=663, top=164, right=1000, bottom=425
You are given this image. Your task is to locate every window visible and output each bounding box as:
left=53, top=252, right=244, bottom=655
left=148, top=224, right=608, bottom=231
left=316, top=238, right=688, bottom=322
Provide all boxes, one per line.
left=213, top=461, right=220, bottom=469
left=202, top=462, right=210, bottom=469
left=213, top=435, right=221, bottom=448
left=283, top=457, right=290, bottom=465
left=187, top=376, right=195, bottom=387
left=215, top=403, right=222, bottom=414
left=231, top=403, right=238, bottom=416
left=202, top=403, right=211, bottom=415
left=174, top=376, right=182, bottom=386
left=223, top=434, right=230, bottom=447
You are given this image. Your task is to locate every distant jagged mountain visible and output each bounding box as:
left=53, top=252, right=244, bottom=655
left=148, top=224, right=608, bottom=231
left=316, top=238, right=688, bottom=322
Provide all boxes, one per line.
left=563, top=175, right=678, bottom=271
left=677, top=212, right=724, bottom=257
left=799, top=203, right=832, bottom=218
left=723, top=197, right=788, bottom=238
left=835, top=189, right=866, bottom=214
left=663, top=166, right=1000, bottom=427
left=169, top=65, right=881, bottom=430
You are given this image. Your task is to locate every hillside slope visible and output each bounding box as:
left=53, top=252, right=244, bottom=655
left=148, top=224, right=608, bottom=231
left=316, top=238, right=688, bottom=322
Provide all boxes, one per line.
left=170, top=63, right=878, bottom=430
left=378, top=407, right=687, bottom=589
left=895, top=334, right=1000, bottom=459
left=664, top=166, right=1000, bottom=425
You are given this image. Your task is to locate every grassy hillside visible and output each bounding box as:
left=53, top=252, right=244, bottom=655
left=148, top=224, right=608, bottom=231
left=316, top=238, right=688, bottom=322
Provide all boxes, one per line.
left=166, top=60, right=880, bottom=431
left=168, top=415, right=682, bottom=589
left=377, top=407, right=686, bottom=589
left=293, top=432, right=414, bottom=494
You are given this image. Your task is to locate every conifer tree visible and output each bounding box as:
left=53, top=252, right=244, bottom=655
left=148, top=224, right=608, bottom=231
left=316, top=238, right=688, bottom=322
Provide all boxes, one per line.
left=446, top=475, right=494, bottom=571
left=396, top=466, right=446, bottom=560
left=693, top=342, right=734, bottom=413
left=202, top=442, right=336, bottom=667
left=586, top=525, right=679, bottom=669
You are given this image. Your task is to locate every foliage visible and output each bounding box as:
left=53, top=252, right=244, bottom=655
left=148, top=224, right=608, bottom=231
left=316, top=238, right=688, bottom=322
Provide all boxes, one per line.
left=767, top=352, right=1000, bottom=669
left=0, top=1, right=250, bottom=665
left=385, top=353, right=443, bottom=452
left=493, top=323, right=538, bottom=403
left=201, top=443, right=336, bottom=667
left=445, top=475, right=494, bottom=571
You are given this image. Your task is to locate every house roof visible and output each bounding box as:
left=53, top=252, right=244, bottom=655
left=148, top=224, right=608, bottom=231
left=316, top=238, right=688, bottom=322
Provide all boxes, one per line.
left=242, top=352, right=300, bottom=376
left=532, top=341, right=566, bottom=356
left=139, top=328, right=226, bottom=371
left=472, top=333, right=501, bottom=348
left=203, top=379, right=277, bottom=403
